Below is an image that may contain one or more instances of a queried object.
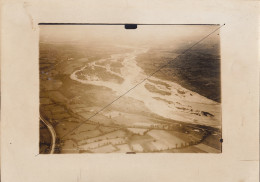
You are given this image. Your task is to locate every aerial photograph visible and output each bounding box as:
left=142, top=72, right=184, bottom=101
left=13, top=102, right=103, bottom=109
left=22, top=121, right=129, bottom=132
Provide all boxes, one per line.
left=39, top=25, right=221, bottom=154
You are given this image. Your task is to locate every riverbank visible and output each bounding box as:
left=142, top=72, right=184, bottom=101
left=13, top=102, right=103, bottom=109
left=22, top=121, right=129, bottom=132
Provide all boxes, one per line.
left=39, top=43, right=221, bottom=153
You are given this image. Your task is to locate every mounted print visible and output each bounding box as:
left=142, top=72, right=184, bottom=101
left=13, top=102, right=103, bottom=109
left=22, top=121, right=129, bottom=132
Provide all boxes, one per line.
left=39, top=24, right=221, bottom=154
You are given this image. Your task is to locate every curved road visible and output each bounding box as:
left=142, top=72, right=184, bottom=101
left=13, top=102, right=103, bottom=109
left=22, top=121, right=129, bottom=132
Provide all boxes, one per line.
left=40, top=114, right=56, bottom=154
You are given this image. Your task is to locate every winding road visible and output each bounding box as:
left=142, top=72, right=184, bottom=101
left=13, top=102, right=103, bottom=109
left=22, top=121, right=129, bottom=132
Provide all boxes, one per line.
left=40, top=113, right=56, bottom=154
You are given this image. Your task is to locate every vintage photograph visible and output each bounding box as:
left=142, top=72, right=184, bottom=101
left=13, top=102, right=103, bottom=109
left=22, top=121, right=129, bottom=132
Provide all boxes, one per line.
left=39, top=25, right=221, bottom=154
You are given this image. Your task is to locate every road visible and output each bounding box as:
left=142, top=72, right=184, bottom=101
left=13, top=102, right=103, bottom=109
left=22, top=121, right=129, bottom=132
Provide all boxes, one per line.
left=40, top=113, right=56, bottom=154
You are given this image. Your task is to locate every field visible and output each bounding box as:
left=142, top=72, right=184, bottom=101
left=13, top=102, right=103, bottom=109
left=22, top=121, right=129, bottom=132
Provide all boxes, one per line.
left=39, top=40, right=221, bottom=154
left=136, top=40, right=221, bottom=102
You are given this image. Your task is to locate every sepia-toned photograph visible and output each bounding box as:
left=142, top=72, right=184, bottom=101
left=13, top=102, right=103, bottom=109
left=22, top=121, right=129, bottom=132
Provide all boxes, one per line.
left=39, top=25, right=221, bottom=154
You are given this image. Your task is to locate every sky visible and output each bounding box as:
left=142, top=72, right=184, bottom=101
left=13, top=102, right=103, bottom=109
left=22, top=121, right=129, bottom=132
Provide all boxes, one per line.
left=39, top=25, right=220, bottom=47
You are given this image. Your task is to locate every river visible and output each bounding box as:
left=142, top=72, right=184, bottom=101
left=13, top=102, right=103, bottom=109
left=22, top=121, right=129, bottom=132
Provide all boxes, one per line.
left=70, top=47, right=221, bottom=128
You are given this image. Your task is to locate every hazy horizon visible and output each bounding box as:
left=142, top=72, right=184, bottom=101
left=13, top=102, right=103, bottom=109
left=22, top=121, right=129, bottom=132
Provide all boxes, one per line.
left=40, top=25, right=219, bottom=48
